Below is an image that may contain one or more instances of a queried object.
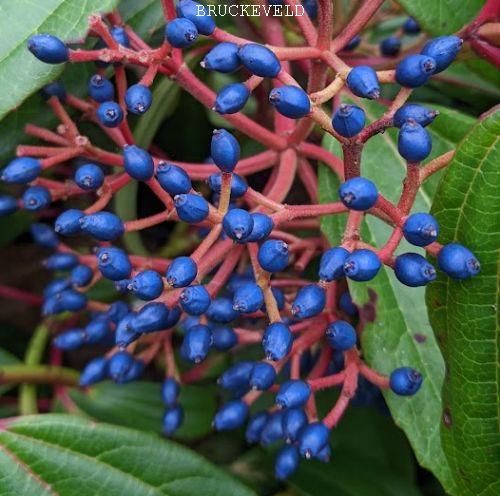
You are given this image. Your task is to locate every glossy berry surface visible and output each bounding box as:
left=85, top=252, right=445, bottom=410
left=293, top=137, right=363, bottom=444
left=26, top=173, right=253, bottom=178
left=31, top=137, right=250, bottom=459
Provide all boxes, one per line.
left=346, top=66, right=380, bottom=99
left=123, top=145, right=154, bottom=181
left=398, top=121, right=432, bottom=162
left=396, top=55, right=436, bottom=87
left=319, top=247, right=350, bottom=281
left=96, top=101, right=123, bottom=128
left=344, top=249, right=381, bottom=281
left=27, top=34, right=68, bottom=64
left=174, top=193, right=209, bottom=223
left=394, top=104, right=438, bottom=128
left=380, top=36, right=401, bottom=56
left=263, top=322, right=292, bottom=361
left=275, top=445, right=300, bottom=480
left=222, top=208, right=254, bottom=241
left=269, top=85, right=311, bottom=119
left=332, top=104, right=366, bottom=137
left=80, top=212, right=124, bottom=241
left=177, top=0, right=216, bottom=35
left=1, top=157, right=41, bottom=184
left=233, top=283, right=264, bottom=313
left=276, top=380, right=311, bottom=409
left=298, top=422, right=330, bottom=458
left=88, top=74, right=115, bottom=102
left=157, top=163, right=192, bottom=195
left=238, top=44, right=281, bottom=78
left=403, top=212, right=439, bottom=246
left=130, top=270, right=164, bottom=300
left=437, top=243, right=480, bottom=280
left=125, top=84, right=152, bottom=115
left=165, top=18, right=198, bottom=48
left=211, top=129, right=240, bottom=172
left=180, top=284, right=211, bottom=315
left=214, top=83, right=250, bottom=114
left=326, top=320, right=357, bottom=350
left=291, top=284, right=326, bottom=319
left=166, top=257, right=197, bottom=288
left=339, top=177, right=378, bottom=211
left=394, top=253, right=436, bottom=287
left=74, top=163, right=104, bottom=191
left=421, top=35, right=462, bottom=73
left=202, top=42, right=240, bottom=72
left=258, top=240, right=289, bottom=272
left=390, top=367, right=423, bottom=395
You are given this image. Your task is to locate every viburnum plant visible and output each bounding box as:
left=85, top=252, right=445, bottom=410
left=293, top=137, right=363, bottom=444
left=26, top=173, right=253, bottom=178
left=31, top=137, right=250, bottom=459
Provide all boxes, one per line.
left=0, top=0, right=498, bottom=494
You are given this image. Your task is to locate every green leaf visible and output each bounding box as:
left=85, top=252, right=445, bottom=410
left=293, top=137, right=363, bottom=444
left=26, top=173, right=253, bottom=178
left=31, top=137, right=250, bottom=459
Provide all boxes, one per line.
left=0, top=0, right=119, bottom=122
left=395, top=0, right=483, bottom=35
left=69, top=381, right=216, bottom=439
left=0, top=414, right=255, bottom=495
left=426, top=110, right=500, bottom=496
left=118, top=0, right=165, bottom=39
left=319, top=101, right=475, bottom=493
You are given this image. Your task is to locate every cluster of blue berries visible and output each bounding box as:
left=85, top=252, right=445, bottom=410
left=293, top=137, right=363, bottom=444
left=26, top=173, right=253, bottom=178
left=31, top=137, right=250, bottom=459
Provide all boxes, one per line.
left=0, top=1, right=482, bottom=483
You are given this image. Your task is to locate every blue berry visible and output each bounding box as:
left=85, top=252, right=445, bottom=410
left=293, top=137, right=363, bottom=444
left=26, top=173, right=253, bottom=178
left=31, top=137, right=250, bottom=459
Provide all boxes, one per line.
left=260, top=411, right=285, bottom=445
left=125, top=84, right=152, bottom=115
left=0, top=195, right=18, bottom=216
left=206, top=297, right=240, bottom=323
left=403, top=213, right=439, bottom=247
left=303, top=0, right=318, bottom=19
left=269, top=85, right=311, bottom=119
left=223, top=208, right=254, bottom=241
left=30, top=223, right=59, bottom=248
left=380, top=36, right=401, bottom=56
left=123, top=145, right=154, bottom=181
left=319, top=246, right=350, bottom=281
left=396, top=55, right=436, bottom=87
left=238, top=43, right=281, bottom=78
left=79, top=357, right=108, bottom=386
left=106, top=301, right=130, bottom=324
left=96, top=101, right=123, bottom=128
left=166, top=256, right=197, bottom=287
left=298, top=422, right=330, bottom=459
left=119, top=359, right=145, bottom=384
left=85, top=317, right=111, bottom=344
left=162, top=378, right=180, bottom=407
left=339, top=292, right=358, bottom=317
left=208, top=173, right=247, bottom=199
left=163, top=305, right=182, bottom=329
left=276, top=380, right=311, bottom=409
left=44, top=278, right=71, bottom=299
left=162, top=405, right=184, bottom=436
left=27, top=34, right=68, bottom=64
left=44, top=289, right=87, bottom=315
left=110, top=27, right=130, bottom=47
left=214, top=400, right=248, bottom=431
left=54, top=328, right=86, bottom=350
left=166, top=18, right=198, bottom=48
left=263, top=322, right=293, bottom=361
left=40, top=80, right=66, bottom=101
left=219, top=361, right=253, bottom=391
left=403, top=17, right=420, bottom=34
left=177, top=0, right=216, bottom=35
left=115, top=279, right=131, bottom=294
left=258, top=239, right=289, bottom=272
left=74, top=163, right=104, bottom=191
left=291, top=284, right=326, bottom=319
left=346, top=66, right=380, bottom=99
left=316, top=444, right=331, bottom=463
left=398, top=121, right=432, bottom=162
left=180, top=324, right=212, bottom=363
left=394, top=104, right=439, bottom=128
left=246, top=411, right=269, bottom=443
left=213, top=327, right=238, bottom=350
left=233, top=283, right=264, bottom=313
left=88, top=74, right=115, bottom=102
left=343, top=35, right=361, bottom=51
left=269, top=287, right=286, bottom=311
left=211, top=129, right=240, bottom=172
left=80, top=211, right=124, bottom=241
left=421, top=36, right=462, bottom=73
left=202, top=42, right=240, bottom=72
left=157, top=163, right=192, bottom=196
left=332, top=104, right=366, bottom=138
left=130, top=270, right=164, bottom=300
left=214, top=83, right=250, bottom=114
left=282, top=408, right=308, bottom=443
left=44, top=253, right=78, bottom=271
left=249, top=362, right=276, bottom=390
left=326, top=320, right=357, bottom=350
left=130, top=302, right=170, bottom=334
left=394, top=253, right=436, bottom=287
left=344, top=249, right=381, bottom=281
left=115, top=313, right=140, bottom=348
left=180, top=285, right=211, bottom=315
left=246, top=213, right=274, bottom=242
left=390, top=367, right=423, bottom=396
left=97, top=247, right=132, bottom=281
left=22, top=186, right=51, bottom=211
left=275, top=445, right=300, bottom=480
left=174, top=193, right=209, bottom=223
left=437, top=243, right=480, bottom=280
left=339, top=177, right=378, bottom=211
left=54, top=209, right=84, bottom=236
left=1, top=157, right=41, bottom=184
left=109, top=351, right=134, bottom=382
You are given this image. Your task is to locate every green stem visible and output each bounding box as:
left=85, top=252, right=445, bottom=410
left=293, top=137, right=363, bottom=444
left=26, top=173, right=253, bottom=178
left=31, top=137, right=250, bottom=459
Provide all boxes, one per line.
left=19, top=324, right=50, bottom=415
left=1, top=364, right=79, bottom=387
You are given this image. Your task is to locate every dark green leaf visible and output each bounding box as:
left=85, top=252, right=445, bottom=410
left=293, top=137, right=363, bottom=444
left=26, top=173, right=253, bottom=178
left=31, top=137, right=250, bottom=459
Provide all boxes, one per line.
left=118, top=0, right=165, bottom=39
left=69, top=380, right=216, bottom=439
left=0, top=0, right=119, bottom=122
left=395, top=0, right=483, bottom=35
left=0, top=414, right=255, bottom=495
left=426, top=110, right=500, bottom=496
left=319, top=101, right=474, bottom=493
